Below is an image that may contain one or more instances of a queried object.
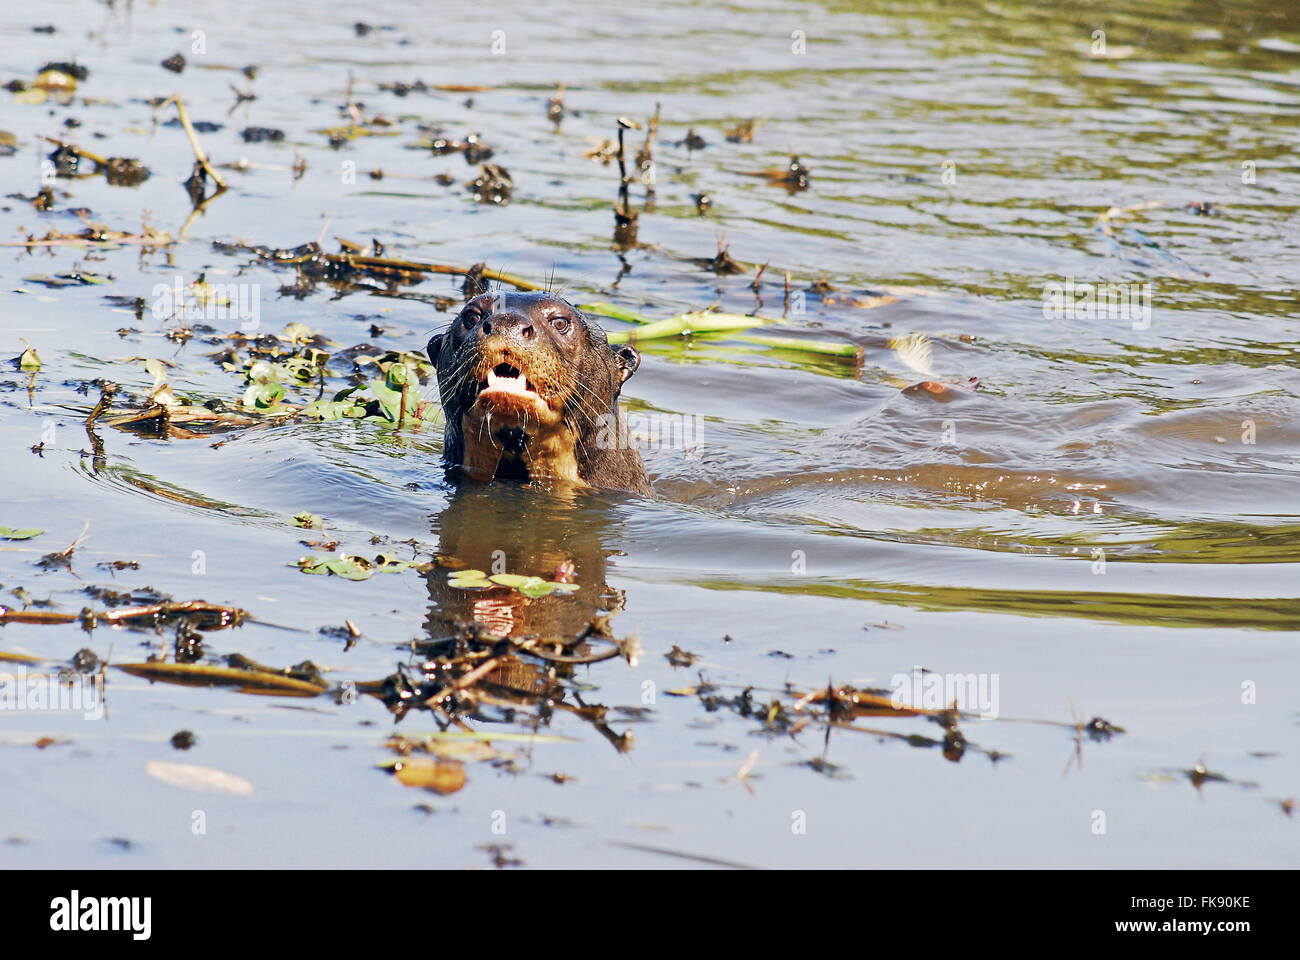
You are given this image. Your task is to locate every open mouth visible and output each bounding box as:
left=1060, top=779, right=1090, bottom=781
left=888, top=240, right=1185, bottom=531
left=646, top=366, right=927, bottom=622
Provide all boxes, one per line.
left=477, top=362, right=540, bottom=400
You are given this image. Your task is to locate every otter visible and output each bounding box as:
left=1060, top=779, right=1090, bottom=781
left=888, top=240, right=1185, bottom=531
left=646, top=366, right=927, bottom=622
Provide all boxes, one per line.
left=426, top=293, right=652, bottom=495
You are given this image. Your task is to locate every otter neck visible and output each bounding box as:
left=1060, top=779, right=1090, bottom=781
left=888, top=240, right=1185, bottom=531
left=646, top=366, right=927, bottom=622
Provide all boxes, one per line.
left=458, top=414, right=584, bottom=487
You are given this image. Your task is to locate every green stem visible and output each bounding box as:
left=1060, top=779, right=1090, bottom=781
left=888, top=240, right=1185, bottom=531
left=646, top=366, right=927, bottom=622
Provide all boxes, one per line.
left=578, top=301, right=656, bottom=325
left=590, top=307, right=859, bottom=360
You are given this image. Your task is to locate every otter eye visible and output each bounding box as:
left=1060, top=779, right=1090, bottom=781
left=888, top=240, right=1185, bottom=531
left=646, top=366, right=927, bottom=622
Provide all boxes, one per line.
left=551, top=315, right=571, bottom=333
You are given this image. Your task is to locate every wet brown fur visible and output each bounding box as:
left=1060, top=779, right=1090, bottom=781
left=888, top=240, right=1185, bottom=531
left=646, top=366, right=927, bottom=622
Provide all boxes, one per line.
left=427, top=293, right=652, bottom=495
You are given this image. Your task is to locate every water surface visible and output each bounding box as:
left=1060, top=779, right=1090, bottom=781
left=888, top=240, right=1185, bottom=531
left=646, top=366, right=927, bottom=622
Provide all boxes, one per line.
left=1, top=0, right=1297, bottom=868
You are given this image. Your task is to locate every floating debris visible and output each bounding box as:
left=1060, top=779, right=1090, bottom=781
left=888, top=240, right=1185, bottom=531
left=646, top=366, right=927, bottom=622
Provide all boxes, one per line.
left=384, top=756, right=467, bottom=795
left=546, top=82, right=565, bottom=125
left=693, top=238, right=747, bottom=275
left=0, top=527, right=43, bottom=540
left=678, top=128, right=707, bottom=150
left=725, top=117, right=766, bottom=142
left=467, top=163, right=512, bottom=204
left=740, top=153, right=810, bottom=191
left=103, top=157, right=150, bottom=187
left=666, top=645, right=697, bottom=667
left=146, top=761, right=253, bottom=796
left=241, top=126, right=285, bottom=143
left=120, top=658, right=325, bottom=697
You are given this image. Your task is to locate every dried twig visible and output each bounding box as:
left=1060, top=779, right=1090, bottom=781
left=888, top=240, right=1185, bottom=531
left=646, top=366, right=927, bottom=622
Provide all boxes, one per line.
left=158, top=94, right=228, bottom=191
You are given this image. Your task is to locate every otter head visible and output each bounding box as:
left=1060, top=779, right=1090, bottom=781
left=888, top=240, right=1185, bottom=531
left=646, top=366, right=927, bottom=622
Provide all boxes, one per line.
left=426, top=292, right=644, bottom=489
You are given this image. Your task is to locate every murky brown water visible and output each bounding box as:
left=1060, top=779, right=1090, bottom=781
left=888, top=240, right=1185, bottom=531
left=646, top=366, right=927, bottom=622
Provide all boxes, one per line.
left=1, top=0, right=1297, bottom=868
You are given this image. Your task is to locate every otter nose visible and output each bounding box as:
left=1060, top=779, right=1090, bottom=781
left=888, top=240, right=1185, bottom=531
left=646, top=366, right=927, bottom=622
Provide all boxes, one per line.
left=481, top=312, right=537, bottom=342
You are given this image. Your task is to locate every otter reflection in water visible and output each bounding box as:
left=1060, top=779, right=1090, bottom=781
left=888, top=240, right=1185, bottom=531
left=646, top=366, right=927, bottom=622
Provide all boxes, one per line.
left=424, top=483, right=626, bottom=639
left=409, top=484, right=636, bottom=751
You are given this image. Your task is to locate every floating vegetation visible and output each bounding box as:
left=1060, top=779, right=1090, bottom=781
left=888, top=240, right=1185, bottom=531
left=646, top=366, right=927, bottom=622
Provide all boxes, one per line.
left=297, top=553, right=433, bottom=580
left=678, top=128, right=708, bottom=150
left=216, top=239, right=540, bottom=292
left=240, top=126, right=284, bottom=143
left=408, top=130, right=494, bottom=163
left=739, top=153, right=810, bottom=191
left=40, top=139, right=151, bottom=186
left=0, top=599, right=248, bottom=631
left=84, top=326, right=444, bottom=440
left=466, top=163, right=512, bottom=204
left=724, top=117, right=766, bottom=143
left=0, top=215, right=173, bottom=249
left=146, top=761, right=253, bottom=796
left=0, top=527, right=43, bottom=540
left=121, top=658, right=326, bottom=697
left=8, top=62, right=86, bottom=104
left=444, top=569, right=580, bottom=598
left=581, top=301, right=862, bottom=360
left=13, top=343, right=41, bottom=371
left=546, top=83, right=565, bottom=126
left=382, top=754, right=468, bottom=794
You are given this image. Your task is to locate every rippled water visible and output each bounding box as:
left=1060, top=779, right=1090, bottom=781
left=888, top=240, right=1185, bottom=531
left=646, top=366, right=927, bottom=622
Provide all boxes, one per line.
left=1, top=0, right=1297, bottom=868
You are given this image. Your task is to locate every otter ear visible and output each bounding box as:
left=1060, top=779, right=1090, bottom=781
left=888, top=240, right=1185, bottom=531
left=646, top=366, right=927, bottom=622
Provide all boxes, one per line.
left=426, top=333, right=443, bottom=365
left=613, top=343, right=641, bottom=383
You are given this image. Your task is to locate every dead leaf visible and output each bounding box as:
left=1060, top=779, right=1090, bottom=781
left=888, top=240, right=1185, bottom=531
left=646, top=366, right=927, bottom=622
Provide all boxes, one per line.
left=146, top=760, right=253, bottom=796
left=389, top=757, right=467, bottom=795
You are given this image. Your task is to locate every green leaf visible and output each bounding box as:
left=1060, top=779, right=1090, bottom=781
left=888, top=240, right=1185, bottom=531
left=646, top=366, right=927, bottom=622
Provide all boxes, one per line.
left=448, top=576, right=491, bottom=590
left=283, top=323, right=314, bottom=346
left=246, top=360, right=279, bottom=383
left=448, top=568, right=492, bottom=590
left=301, top=398, right=367, bottom=420
left=296, top=554, right=374, bottom=580
left=487, top=573, right=529, bottom=588
left=579, top=302, right=656, bottom=325
left=292, top=512, right=322, bottom=529
left=282, top=357, right=318, bottom=381
left=374, top=554, right=417, bottom=573
left=243, top=380, right=286, bottom=410
left=368, top=378, right=404, bottom=421
left=517, top=577, right=553, bottom=598
left=325, top=556, right=375, bottom=580
left=386, top=363, right=409, bottom=389
left=0, top=527, right=43, bottom=540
